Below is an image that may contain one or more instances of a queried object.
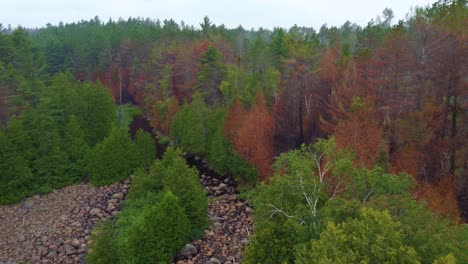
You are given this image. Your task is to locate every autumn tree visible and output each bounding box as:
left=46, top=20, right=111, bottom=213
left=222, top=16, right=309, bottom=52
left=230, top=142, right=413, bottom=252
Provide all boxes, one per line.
left=234, top=92, right=274, bottom=179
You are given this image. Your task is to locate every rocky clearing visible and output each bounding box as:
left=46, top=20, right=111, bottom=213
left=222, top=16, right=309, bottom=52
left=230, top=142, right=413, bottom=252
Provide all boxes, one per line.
left=0, top=180, right=130, bottom=264
left=0, top=171, right=253, bottom=264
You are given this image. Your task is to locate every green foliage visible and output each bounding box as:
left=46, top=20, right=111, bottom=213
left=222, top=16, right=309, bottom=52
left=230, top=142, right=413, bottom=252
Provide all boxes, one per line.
left=30, top=104, right=69, bottom=189
left=244, top=144, right=327, bottom=263
left=142, top=147, right=208, bottom=239
left=296, top=208, right=420, bottom=264
left=0, top=129, right=33, bottom=204
left=124, top=191, right=190, bottom=263
left=433, top=254, right=456, bottom=264
left=86, top=220, right=119, bottom=264
left=133, top=129, right=155, bottom=169
left=346, top=167, right=415, bottom=201
left=80, top=81, right=116, bottom=146
left=118, top=104, right=142, bottom=130
left=171, top=95, right=210, bottom=155
left=244, top=220, right=299, bottom=264
left=196, top=46, right=226, bottom=106
left=367, top=195, right=468, bottom=264
left=63, top=115, right=90, bottom=182
left=90, top=126, right=135, bottom=186
left=269, top=28, right=290, bottom=69
left=245, top=138, right=458, bottom=263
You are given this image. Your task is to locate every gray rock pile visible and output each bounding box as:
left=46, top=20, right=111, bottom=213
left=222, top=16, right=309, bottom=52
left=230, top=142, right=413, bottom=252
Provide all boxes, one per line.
left=175, top=173, right=253, bottom=264
left=0, top=179, right=130, bottom=264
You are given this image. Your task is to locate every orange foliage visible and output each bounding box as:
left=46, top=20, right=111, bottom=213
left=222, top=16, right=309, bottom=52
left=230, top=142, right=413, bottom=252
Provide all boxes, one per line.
left=334, top=98, right=383, bottom=168
left=232, top=92, right=275, bottom=180
left=392, top=145, right=420, bottom=176
left=416, top=176, right=461, bottom=221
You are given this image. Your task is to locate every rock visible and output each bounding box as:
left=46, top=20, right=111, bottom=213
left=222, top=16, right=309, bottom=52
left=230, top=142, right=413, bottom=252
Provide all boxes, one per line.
left=111, top=193, right=123, bottom=199
left=176, top=261, right=185, bottom=264
left=107, top=203, right=116, bottom=211
left=245, top=207, right=254, bottom=214
left=207, top=231, right=215, bottom=237
left=108, top=199, right=119, bottom=204
left=46, top=251, right=57, bottom=258
left=218, top=183, right=227, bottom=190
left=31, top=255, right=41, bottom=263
left=89, top=208, right=101, bottom=216
left=70, top=238, right=80, bottom=248
left=178, top=243, right=198, bottom=258
left=212, top=222, right=222, bottom=228
left=209, top=257, right=221, bottom=264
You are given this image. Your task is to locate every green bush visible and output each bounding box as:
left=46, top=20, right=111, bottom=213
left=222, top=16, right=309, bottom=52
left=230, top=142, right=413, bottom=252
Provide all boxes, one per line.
left=295, top=208, right=420, bottom=264
left=131, top=147, right=208, bottom=239
left=133, top=129, right=155, bottom=169
left=86, top=220, right=119, bottom=264
left=171, top=96, right=210, bottom=155
left=124, top=191, right=190, bottom=263
left=90, top=126, right=135, bottom=186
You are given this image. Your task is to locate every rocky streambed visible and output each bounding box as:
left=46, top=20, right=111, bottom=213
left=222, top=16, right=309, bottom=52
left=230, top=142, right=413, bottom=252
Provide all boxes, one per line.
left=0, top=180, right=130, bottom=264
left=174, top=173, right=254, bottom=264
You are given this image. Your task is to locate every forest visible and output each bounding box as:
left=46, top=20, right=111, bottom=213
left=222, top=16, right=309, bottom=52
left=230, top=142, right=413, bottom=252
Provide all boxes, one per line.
left=0, top=0, right=467, bottom=263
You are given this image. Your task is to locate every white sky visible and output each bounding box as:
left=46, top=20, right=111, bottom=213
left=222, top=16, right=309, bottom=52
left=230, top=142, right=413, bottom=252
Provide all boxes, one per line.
left=1, top=0, right=435, bottom=30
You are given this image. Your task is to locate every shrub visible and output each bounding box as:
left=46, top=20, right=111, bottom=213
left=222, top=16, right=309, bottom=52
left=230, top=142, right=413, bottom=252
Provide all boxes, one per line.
left=295, top=208, right=420, bottom=264
left=86, top=220, right=119, bottom=264
left=145, top=147, right=208, bottom=239
left=124, top=191, right=190, bottom=263
left=90, top=126, right=135, bottom=186
left=133, top=129, right=155, bottom=169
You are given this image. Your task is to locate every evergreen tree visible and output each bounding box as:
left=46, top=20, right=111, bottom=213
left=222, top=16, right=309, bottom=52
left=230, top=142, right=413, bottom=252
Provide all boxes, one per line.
left=196, top=46, right=226, bottom=107
left=132, top=147, right=208, bottom=239
left=125, top=191, right=190, bottom=263
left=63, top=115, right=90, bottom=181
left=0, top=129, right=33, bottom=204
left=80, top=81, right=116, bottom=146
left=133, top=129, right=155, bottom=169
left=86, top=221, right=119, bottom=264
left=171, top=95, right=210, bottom=155
left=29, top=102, right=69, bottom=190
left=90, top=126, right=135, bottom=186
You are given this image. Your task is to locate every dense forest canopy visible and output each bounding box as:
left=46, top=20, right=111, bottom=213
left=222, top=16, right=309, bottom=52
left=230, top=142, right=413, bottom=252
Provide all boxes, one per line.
left=0, top=0, right=467, bottom=263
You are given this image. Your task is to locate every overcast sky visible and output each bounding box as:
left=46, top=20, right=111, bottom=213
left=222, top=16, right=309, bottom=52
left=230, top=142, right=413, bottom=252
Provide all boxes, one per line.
left=1, top=0, right=435, bottom=30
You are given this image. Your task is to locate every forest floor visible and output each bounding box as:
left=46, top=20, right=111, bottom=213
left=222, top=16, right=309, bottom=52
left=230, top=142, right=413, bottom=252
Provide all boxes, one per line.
left=174, top=172, right=253, bottom=264
left=0, top=180, right=130, bottom=264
